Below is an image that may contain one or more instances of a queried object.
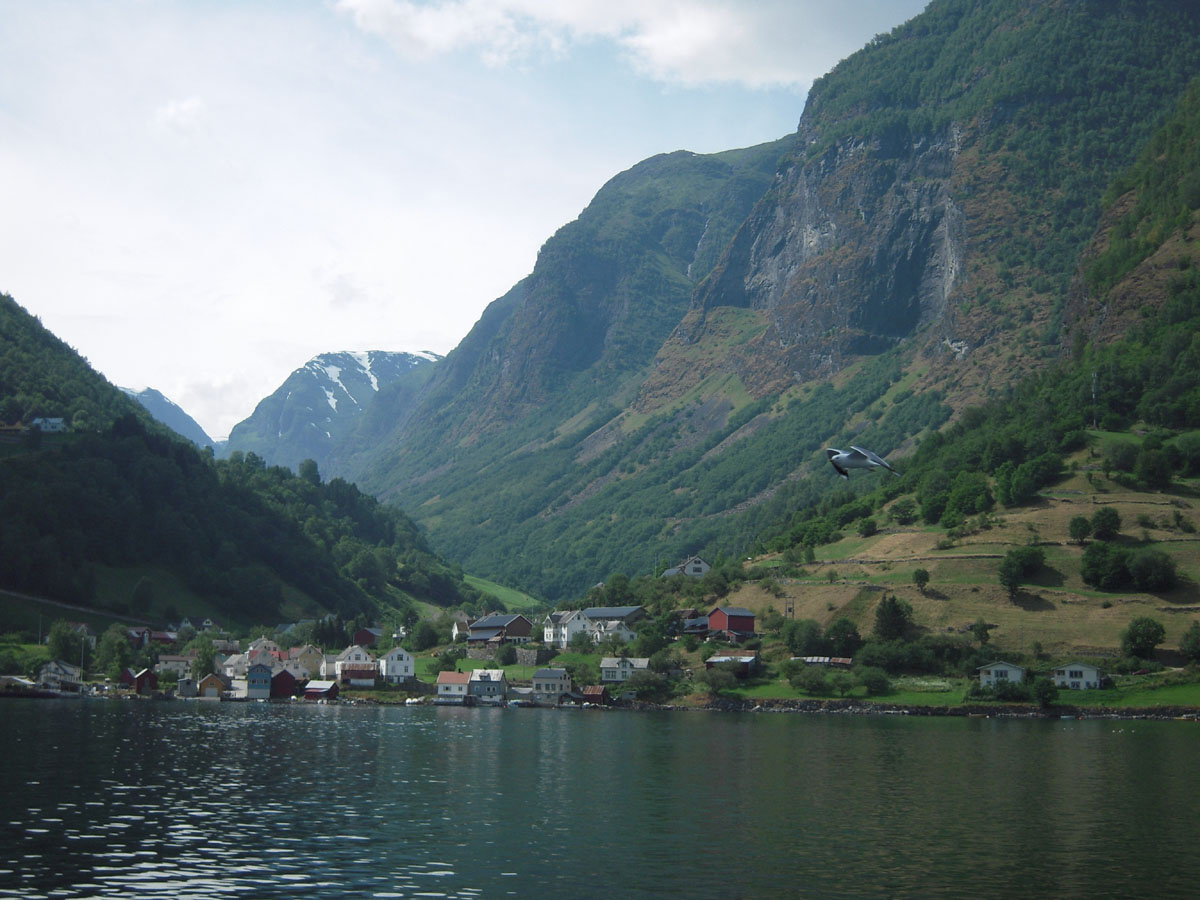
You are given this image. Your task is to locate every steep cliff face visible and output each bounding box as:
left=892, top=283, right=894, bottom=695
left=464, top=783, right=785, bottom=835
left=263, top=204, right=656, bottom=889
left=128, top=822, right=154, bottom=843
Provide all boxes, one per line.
left=326, top=0, right=1200, bottom=601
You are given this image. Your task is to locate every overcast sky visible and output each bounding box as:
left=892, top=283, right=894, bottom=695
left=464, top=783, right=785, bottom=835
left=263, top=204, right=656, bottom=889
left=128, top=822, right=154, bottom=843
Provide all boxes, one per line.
left=0, top=0, right=927, bottom=439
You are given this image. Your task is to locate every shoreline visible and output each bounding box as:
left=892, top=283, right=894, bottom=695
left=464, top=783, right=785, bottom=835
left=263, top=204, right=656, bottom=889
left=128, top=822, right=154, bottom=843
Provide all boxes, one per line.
left=638, top=696, right=1200, bottom=720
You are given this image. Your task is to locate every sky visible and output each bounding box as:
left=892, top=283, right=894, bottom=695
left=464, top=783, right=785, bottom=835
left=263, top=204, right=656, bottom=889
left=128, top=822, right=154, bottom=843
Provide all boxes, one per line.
left=0, top=0, right=927, bottom=440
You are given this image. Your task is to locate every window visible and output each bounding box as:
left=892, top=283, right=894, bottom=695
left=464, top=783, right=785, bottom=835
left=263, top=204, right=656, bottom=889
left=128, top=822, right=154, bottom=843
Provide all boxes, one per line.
left=1069, top=670, right=1083, bottom=679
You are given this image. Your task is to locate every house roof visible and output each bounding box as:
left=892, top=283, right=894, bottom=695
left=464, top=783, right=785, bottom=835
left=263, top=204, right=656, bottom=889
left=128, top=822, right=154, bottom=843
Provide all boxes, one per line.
left=977, top=661, right=1026, bottom=671
left=600, top=657, right=650, bottom=669
left=437, top=671, right=471, bottom=685
left=711, top=606, right=755, bottom=618
left=470, top=613, right=525, bottom=629
left=582, top=606, right=642, bottom=620
left=469, top=668, right=507, bottom=682
left=305, top=680, right=337, bottom=692
left=533, top=668, right=568, bottom=679
left=466, top=628, right=502, bottom=642
left=335, top=644, right=373, bottom=661
left=581, top=685, right=608, bottom=696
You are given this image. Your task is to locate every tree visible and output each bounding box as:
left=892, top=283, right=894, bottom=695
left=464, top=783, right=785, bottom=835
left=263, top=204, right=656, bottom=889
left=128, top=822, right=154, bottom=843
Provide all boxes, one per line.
left=1068, top=515, right=1093, bottom=544
left=495, top=643, right=517, bottom=666
left=782, top=619, right=826, bottom=656
left=47, top=620, right=89, bottom=670
left=1179, top=620, right=1200, bottom=664
left=1128, top=548, right=1177, bottom=592
left=998, top=546, right=1045, bottom=598
left=825, top=617, right=863, bottom=657
left=912, top=568, right=930, bottom=594
left=695, top=665, right=736, bottom=697
left=873, top=595, right=914, bottom=642
left=1032, top=677, right=1059, bottom=708
left=856, top=666, right=891, bottom=696
left=790, top=665, right=829, bottom=695
left=190, top=644, right=216, bottom=680
left=95, top=624, right=133, bottom=679
left=829, top=671, right=855, bottom=697
left=411, top=620, right=440, bottom=651
left=298, top=458, right=321, bottom=485
left=970, top=618, right=993, bottom=645
left=1091, top=506, right=1122, bottom=540
left=1081, top=541, right=1131, bottom=589
left=1120, top=616, right=1165, bottom=659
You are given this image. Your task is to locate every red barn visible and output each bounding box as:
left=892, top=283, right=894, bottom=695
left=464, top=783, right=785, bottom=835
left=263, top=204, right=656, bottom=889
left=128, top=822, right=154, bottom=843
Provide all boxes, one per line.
left=707, top=606, right=756, bottom=640
left=271, top=669, right=297, bottom=699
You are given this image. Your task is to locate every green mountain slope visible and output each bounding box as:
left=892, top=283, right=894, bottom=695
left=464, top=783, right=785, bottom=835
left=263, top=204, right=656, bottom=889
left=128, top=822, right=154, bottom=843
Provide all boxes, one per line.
left=316, top=3, right=1200, bottom=607
left=0, top=295, right=486, bottom=625
left=322, top=0, right=1200, bottom=603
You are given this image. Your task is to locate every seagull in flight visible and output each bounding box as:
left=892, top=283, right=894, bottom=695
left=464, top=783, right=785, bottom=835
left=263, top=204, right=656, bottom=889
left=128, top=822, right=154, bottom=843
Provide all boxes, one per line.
left=826, top=446, right=900, bottom=480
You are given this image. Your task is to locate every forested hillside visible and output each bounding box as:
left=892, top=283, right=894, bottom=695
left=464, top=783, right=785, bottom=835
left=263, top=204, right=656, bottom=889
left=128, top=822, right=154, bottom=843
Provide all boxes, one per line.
left=315, top=0, right=1200, bottom=602
left=0, top=296, right=488, bottom=625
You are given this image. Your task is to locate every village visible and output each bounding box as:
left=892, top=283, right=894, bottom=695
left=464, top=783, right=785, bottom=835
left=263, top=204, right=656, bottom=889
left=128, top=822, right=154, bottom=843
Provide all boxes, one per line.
left=11, top=587, right=1107, bottom=708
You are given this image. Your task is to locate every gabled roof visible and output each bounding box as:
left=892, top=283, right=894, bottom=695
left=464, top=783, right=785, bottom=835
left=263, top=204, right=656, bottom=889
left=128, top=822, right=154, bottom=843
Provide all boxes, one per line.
left=582, top=606, right=643, bottom=621
left=533, top=668, right=569, bottom=679
left=710, top=606, right=755, bottom=618
left=437, top=671, right=470, bottom=685
left=335, top=644, right=373, bottom=661
left=977, top=661, right=1026, bottom=671
left=469, top=668, right=507, bottom=682
left=470, top=613, right=525, bottom=629
left=600, top=657, right=650, bottom=669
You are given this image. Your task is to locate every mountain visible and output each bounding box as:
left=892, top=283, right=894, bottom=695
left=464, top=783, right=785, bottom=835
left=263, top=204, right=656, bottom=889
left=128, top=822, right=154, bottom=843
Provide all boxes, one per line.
left=121, top=387, right=215, bottom=449
left=315, top=0, right=1200, bottom=602
left=0, top=295, right=486, bottom=625
left=223, top=350, right=440, bottom=473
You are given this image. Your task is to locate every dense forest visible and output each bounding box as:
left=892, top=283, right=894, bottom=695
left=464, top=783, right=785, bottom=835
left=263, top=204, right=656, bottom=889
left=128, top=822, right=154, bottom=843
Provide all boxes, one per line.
left=0, top=295, right=489, bottom=624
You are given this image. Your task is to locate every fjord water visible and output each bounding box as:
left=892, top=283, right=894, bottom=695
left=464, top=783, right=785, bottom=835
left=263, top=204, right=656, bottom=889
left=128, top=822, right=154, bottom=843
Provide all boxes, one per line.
left=3, top=701, right=1198, bottom=900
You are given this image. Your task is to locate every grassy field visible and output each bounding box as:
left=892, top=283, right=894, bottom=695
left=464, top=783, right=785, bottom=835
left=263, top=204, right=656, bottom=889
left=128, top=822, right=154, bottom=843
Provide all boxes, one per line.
left=464, top=575, right=540, bottom=612
left=719, top=440, right=1200, bottom=661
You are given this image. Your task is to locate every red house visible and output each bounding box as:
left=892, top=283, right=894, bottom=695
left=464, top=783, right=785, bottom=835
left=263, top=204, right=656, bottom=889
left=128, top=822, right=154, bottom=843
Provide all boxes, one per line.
left=271, top=669, right=297, bottom=699
left=708, top=606, right=756, bottom=641
left=352, top=627, right=383, bottom=647
left=133, top=668, right=159, bottom=695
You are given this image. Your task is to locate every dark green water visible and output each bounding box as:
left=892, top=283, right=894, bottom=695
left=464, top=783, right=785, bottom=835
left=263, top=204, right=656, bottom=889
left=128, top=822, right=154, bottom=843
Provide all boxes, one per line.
left=2, top=700, right=1198, bottom=899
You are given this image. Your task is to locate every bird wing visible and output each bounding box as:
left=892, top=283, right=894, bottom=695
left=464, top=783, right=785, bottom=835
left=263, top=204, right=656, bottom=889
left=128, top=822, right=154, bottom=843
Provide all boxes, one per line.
left=850, top=445, right=896, bottom=472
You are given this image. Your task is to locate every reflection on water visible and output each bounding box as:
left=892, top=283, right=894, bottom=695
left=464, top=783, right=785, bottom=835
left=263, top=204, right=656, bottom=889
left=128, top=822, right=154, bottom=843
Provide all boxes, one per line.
left=2, top=701, right=1199, bottom=899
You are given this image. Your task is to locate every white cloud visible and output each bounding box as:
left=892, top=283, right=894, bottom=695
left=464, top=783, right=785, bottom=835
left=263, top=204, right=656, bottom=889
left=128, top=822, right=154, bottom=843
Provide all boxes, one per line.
left=335, top=0, right=923, bottom=87
left=152, top=96, right=207, bottom=136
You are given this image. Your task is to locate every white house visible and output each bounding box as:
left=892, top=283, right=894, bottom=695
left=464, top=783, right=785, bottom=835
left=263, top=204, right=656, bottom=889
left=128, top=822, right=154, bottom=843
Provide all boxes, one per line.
left=154, top=654, right=192, bottom=679
left=978, top=661, right=1026, bottom=687
left=333, top=645, right=375, bottom=679
left=600, top=657, right=650, bottom=683
left=662, top=556, right=710, bottom=577
left=436, top=671, right=470, bottom=704
left=31, top=417, right=66, bottom=433
left=532, top=668, right=572, bottom=705
left=543, top=610, right=588, bottom=648
left=38, top=659, right=82, bottom=691
left=582, top=606, right=644, bottom=645
left=468, top=668, right=508, bottom=703
left=221, top=652, right=250, bottom=679
left=1053, top=663, right=1103, bottom=691
left=379, top=646, right=415, bottom=683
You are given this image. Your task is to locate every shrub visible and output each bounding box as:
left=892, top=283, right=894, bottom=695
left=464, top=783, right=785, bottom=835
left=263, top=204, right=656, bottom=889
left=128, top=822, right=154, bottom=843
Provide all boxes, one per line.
left=856, top=666, right=892, bottom=696
left=1081, top=541, right=1131, bottom=589
left=790, top=665, right=830, bottom=695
